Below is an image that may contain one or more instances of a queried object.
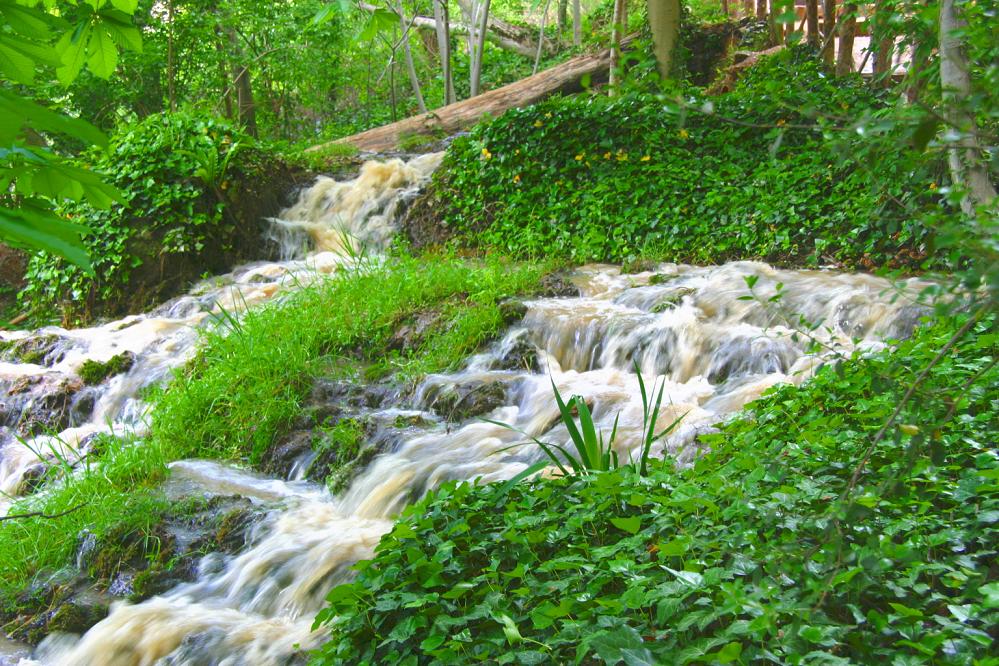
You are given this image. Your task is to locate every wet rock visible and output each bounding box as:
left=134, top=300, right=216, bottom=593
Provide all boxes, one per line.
left=260, top=430, right=314, bottom=478
left=0, top=374, right=84, bottom=437
left=0, top=335, right=68, bottom=367
left=620, top=259, right=659, bottom=275
left=539, top=272, right=580, bottom=298
left=707, top=336, right=799, bottom=384
left=652, top=287, right=696, bottom=313
left=78, top=352, right=136, bottom=385
left=884, top=304, right=932, bottom=341
left=491, top=332, right=541, bottom=373
left=428, top=381, right=508, bottom=422
left=499, top=299, right=528, bottom=324
left=648, top=272, right=678, bottom=286
left=388, top=308, right=444, bottom=353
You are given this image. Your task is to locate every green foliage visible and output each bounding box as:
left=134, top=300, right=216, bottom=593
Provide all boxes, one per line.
left=78, top=352, right=134, bottom=384
left=149, top=254, right=545, bottom=464
left=313, top=314, right=998, bottom=664
left=0, top=432, right=169, bottom=594
left=431, top=48, right=948, bottom=269
left=491, top=367, right=680, bottom=479
left=20, top=111, right=256, bottom=314
left=0, top=0, right=143, bottom=267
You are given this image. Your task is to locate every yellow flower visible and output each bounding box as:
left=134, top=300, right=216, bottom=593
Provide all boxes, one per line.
left=776, top=119, right=787, bottom=127
left=481, top=148, right=492, bottom=160
left=929, top=182, right=937, bottom=190
left=515, top=149, right=521, bottom=155
left=513, top=174, right=521, bottom=183
left=640, top=155, right=651, bottom=162
left=616, top=150, right=627, bottom=161
left=678, top=129, right=689, bottom=139
left=533, top=120, right=543, bottom=128
left=603, top=151, right=611, bottom=159
left=545, top=112, right=552, bottom=118
left=575, top=153, right=585, bottom=161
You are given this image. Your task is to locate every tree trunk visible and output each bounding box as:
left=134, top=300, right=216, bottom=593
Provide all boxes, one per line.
left=214, top=27, right=233, bottom=119
left=558, top=0, right=568, bottom=33
left=743, top=0, right=753, bottom=17
left=470, top=0, right=492, bottom=96
left=228, top=28, right=257, bottom=137
left=534, top=0, right=554, bottom=75
left=755, top=0, right=766, bottom=19
left=805, top=0, right=819, bottom=47
left=315, top=41, right=625, bottom=153
left=360, top=1, right=541, bottom=57
left=609, top=0, right=626, bottom=92
left=395, top=1, right=428, bottom=113
left=433, top=0, right=456, bottom=104
left=167, top=0, right=176, bottom=112
left=821, top=0, right=836, bottom=64
left=647, top=0, right=681, bottom=79
left=939, top=0, right=998, bottom=214
left=835, top=2, right=856, bottom=75
left=572, top=0, right=581, bottom=46
left=872, top=0, right=892, bottom=81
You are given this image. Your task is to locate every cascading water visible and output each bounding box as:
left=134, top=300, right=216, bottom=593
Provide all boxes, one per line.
left=1, top=153, right=934, bottom=665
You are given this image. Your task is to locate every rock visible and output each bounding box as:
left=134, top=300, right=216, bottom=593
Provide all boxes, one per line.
left=491, top=332, right=541, bottom=373
left=388, top=308, right=444, bottom=353
left=77, top=352, right=136, bottom=385
left=539, top=272, right=580, bottom=298
left=620, top=259, right=659, bottom=275
left=0, top=374, right=84, bottom=437
left=428, top=381, right=508, bottom=422
left=651, top=287, right=696, bottom=313
left=498, top=299, right=528, bottom=324
left=648, top=272, right=678, bottom=285
left=0, top=335, right=68, bottom=367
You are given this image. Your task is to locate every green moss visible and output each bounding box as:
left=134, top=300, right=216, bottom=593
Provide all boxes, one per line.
left=78, top=352, right=135, bottom=385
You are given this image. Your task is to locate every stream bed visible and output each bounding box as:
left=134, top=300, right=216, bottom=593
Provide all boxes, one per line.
left=0, top=155, right=934, bottom=665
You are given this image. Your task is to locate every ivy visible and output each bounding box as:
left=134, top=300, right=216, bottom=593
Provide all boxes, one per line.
left=20, top=110, right=258, bottom=318
left=431, top=48, right=949, bottom=270
left=313, top=314, right=998, bottom=664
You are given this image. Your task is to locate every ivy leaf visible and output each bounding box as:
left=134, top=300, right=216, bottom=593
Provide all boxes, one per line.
left=610, top=516, right=642, bottom=534
left=588, top=626, right=655, bottom=665
left=494, top=613, right=522, bottom=645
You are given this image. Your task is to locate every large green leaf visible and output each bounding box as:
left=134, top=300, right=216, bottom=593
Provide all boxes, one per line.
left=86, top=26, right=118, bottom=78
left=55, top=21, right=92, bottom=85
left=0, top=204, right=92, bottom=272
left=0, top=89, right=108, bottom=147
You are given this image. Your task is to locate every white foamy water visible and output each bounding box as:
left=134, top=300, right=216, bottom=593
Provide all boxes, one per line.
left=3, top=153, right=936, bottom=665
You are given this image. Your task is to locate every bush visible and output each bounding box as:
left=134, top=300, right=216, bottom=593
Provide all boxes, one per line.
left=313, top=314, right=998, bottom=664
left=423, top=48, right=947, bottom=270
left=21, top=111, right=300, bottom=321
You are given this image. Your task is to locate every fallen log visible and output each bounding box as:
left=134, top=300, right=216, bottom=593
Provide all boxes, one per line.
left=358, top=2, right=549, bottom=59
left=310, top=43, right=622, bottom=153
left=707, top=44, right=784, bottom=94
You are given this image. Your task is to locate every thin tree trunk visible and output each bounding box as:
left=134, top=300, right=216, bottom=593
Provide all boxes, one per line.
left=806, top=0, right=819, bottom=47
left=470, top=0, right=492, bottom=96
left=821, top=0, right=836, bottom=64
left=434, top=0, right=455, bottom=104
left=743, top=0, right=753, bottom=17
left=558, top=0, right=568, bottom=34
left=228, top=28, right=257, bottom=137
left=395, top=1, right=428, bottom=113
left=214, top=28, right=233, bottom=119
left=167, top=0, right=176, bottom=112
left=647, top=0, right=681, bottom=79
left=835, top=2, right=856, bottom=75
left=534, top=0, right=554, bottom=75
left=722, top=0, right=729, bottom=16
left=756, top=0, right=766, bottom=20
left=572, top=0, right=581, bottom=46
left=872, top=0, right=892, bottom=82
left=939, top=0, right=998, bottom=214
left=609, top=0, right=625, bottom=92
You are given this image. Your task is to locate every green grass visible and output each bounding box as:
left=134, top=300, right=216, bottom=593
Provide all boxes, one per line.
left=149, top=253, right=545, bottom=463
left=0, top=253, right=544, bottom=599
left=312, top=313, right=998, bottom=664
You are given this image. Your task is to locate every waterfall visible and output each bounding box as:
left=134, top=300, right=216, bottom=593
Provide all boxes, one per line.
left=0, top=154, right=935, bottom=665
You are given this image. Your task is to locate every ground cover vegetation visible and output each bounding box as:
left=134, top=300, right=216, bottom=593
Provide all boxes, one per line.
left=0, top=254, right=544, bottom=600
left=312, top=312, right=998, bottom=665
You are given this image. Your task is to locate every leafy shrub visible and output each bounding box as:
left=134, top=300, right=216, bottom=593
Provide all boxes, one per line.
left=20, top=111, right=282, bottom=320
left=313, top=314, right=997, bottom=664
left=426, top=48, right=946, bottom=269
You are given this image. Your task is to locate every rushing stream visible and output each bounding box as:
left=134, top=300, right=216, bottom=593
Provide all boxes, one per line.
left=0, top=153, right=934, bottom=665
